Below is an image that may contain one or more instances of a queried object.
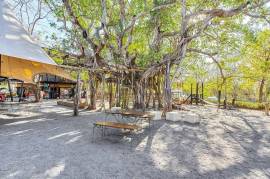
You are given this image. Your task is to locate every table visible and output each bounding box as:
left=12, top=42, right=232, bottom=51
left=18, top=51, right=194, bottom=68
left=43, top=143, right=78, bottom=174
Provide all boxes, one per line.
left=105, top=110, right=154, bottom=128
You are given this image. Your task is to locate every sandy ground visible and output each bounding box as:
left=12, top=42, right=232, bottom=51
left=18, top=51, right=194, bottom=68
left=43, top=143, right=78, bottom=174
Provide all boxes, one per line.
left=0, top=101, right=270, bottom=179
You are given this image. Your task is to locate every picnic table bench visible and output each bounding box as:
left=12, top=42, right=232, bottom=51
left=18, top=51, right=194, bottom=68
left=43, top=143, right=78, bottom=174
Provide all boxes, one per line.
left=93, top=121, right=140, bottom=137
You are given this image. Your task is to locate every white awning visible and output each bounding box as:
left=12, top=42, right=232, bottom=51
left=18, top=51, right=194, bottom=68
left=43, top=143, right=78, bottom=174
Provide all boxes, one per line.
left=0, top=0, right=56, bottom=65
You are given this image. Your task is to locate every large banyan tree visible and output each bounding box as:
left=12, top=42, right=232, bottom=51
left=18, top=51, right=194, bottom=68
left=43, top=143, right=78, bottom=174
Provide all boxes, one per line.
left=45, top=0, right=270, bottom=112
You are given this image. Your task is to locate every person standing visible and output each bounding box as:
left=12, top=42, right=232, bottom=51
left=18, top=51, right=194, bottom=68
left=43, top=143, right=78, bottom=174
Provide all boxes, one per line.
left=40, top=90, right=44, bottom=101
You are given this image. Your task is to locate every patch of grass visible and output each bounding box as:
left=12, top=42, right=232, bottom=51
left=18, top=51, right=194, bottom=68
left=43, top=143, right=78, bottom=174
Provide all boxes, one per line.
left=206, top=99, right=265, bottom=110
left=234, top=101, right=265, bottom=110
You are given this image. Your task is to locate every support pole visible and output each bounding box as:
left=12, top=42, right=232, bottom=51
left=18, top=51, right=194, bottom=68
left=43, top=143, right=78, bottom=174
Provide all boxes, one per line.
left=19, top=81, right=24, bottom=102
left=218, top=90, right=221, bottom=108
left=196, top=82, right=199, bottom=105
left=190, top=84, right=193, bottom=104
left=34, top=75, right=41, bottom=102
left=7, top=78, right=13, bottom=102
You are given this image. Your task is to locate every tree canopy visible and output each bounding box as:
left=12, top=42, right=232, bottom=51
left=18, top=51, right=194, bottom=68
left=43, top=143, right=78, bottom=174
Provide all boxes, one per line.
left=10, top=0, right=270, bottom=109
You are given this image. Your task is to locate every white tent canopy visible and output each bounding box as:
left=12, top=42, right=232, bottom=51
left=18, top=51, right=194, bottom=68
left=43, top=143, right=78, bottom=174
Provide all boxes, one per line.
left=0, top=1, right=72, bottom=83
left=0, top=0, right=56, bottom=65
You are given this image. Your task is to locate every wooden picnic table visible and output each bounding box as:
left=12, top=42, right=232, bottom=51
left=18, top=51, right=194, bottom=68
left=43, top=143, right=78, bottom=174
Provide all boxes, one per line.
left=93, top=110, right=154, bottom=138
left=93, top=121, right=140, bottom=137
left=105, top=110, right=154, bottom=127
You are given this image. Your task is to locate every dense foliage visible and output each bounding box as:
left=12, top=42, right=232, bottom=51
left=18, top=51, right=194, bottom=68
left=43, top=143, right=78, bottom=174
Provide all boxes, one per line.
left=11, top=0, right=270, bottom=109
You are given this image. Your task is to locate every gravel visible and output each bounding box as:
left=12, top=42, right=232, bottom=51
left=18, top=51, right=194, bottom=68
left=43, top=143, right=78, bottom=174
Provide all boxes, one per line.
left=0, top=101, right=270, bottom=179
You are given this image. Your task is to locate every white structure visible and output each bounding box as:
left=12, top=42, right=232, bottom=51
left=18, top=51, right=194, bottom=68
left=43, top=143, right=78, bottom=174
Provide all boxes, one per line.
left=0, top=0, right=71, bottom=83
left=166, top=111, right=200, bottom=124
left=0, top=0, right=56, bottom=65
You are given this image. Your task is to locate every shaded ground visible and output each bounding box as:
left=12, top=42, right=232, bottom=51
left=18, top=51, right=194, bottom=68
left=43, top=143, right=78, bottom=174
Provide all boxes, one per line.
left=0, top=101, right=270, bottom=179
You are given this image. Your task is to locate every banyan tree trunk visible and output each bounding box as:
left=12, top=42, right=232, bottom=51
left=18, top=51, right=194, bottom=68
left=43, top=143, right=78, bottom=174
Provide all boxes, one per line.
left=146, top=78, right=153, bottom=108
left=121, top=87, right=129, bottom=109
left=146, top=88, right=152, bottom=108
left=108, top=82, right=113, bottom=109
left=34, top=76, right=41, bottom=102
left=116, top=78, right=121, bottom=107
left=153, top=92, right=156, bottom=109
left=153, top=75, right=162, bottom=109
left=157, top=76, right=163, bottom=109
left=133, top=81, right=145, bottom=109
left=163, top=61, right=172, bottom=117
left=74, top=71, right=81, bottom=116
left=88, top=71, right=97, bottom=110
left=34, top=85, right=40, bottom=102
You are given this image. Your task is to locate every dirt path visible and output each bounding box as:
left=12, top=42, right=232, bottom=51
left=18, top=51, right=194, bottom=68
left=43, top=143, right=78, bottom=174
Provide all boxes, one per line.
left=0, top=101, right=269, bottom=178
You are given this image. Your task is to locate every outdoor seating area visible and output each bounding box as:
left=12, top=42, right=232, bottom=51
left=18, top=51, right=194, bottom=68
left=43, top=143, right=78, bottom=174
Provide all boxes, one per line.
left=1, top=0, right=270, bottom=178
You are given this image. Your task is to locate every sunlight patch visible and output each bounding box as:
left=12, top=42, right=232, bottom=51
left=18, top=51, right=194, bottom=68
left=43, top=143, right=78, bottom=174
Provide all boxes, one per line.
left=44, top=162, right=65, bottom=178
left=65, top=135, right=82, bottom=144
left=48, top=130, right=81, bottom=140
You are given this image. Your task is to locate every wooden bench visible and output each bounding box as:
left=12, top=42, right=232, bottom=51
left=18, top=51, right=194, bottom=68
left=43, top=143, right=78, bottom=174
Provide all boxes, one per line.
left=93, top=121, right=140, bottom=137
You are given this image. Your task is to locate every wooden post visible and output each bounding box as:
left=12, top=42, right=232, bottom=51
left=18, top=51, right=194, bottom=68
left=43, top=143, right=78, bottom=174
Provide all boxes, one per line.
left=7, top=78, right=13, bottom=102
left=190, top=83, right=193, bottom=104
left=201, top=82, right=204, bottom=100
left=196, top=82, right=199, bottom=105
left=218, top=90, right=221, bottom=108
left=74, top=70, right=80, bottom=116
left=232, top=98, right=235, bottom=107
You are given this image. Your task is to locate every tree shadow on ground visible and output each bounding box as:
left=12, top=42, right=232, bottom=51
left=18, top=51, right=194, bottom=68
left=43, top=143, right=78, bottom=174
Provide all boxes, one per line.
left=1, top=103, right=270, bottom=178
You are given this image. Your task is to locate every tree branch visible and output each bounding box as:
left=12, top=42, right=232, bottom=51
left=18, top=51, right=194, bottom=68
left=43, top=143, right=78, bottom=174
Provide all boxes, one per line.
left=187, top=48, right=226, bottom=84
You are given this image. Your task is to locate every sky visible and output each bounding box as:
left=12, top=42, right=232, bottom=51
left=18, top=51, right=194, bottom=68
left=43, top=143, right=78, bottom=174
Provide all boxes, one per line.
left=7, top=0, right=64, bottom=47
